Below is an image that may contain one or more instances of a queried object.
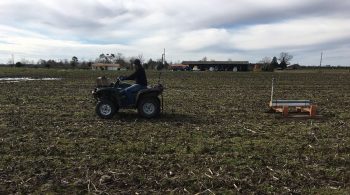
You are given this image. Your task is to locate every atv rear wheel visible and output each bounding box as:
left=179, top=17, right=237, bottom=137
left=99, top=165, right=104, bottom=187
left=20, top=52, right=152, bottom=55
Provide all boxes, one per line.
left=96, top=99, right=116, bottom=119
left=138, top=97, right=160, bottom=118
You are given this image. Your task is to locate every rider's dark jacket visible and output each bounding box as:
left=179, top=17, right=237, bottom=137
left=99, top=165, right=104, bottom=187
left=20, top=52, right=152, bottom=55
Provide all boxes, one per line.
left=124, top=67, right=147, bottom=86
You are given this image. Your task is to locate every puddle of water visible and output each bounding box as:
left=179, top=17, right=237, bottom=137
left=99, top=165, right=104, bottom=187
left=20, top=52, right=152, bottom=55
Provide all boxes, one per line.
left=0, top=77, right=62, bottom=83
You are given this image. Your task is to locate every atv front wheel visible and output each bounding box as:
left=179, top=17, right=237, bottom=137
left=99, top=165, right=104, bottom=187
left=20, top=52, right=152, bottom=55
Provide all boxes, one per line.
left=138, top=97, right=160, bottom=118
left=96, top=99, right=116, bottom=119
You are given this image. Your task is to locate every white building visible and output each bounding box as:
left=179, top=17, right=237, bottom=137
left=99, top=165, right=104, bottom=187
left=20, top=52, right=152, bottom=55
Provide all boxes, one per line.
left=92, top=63, right=121, bottom=71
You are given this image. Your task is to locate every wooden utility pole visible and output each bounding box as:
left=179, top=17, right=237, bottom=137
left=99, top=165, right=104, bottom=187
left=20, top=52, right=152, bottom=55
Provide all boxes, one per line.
left=162, top=48, right=165, bottom=65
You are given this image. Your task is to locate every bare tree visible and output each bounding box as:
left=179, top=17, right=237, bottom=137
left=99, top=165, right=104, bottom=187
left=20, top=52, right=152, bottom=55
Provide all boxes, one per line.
left=97, top=54, right=107, bottom=63
left=137, top=53, right=145, bottom=64
left=116, top=53, right=126, bottom=67
left=278, top=52, right=293, bottom=69
left=105, top=54, right=113, bottom=64
left=128, top=56, right=137, bottom=70
left=259, top=56, right=273, bottom=71
left=259, top=56, right=272, bottom=64
left=116, top=53, right=124, bottom=62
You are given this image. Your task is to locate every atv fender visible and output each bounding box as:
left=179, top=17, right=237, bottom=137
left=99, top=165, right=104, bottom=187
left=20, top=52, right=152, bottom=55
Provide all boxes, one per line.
left=94, top=88, right=119, bottom=103
left=136, top=88, right=162, bottom=106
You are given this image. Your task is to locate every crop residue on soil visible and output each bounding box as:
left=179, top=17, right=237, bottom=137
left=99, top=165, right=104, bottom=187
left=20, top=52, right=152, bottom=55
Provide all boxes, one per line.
left=0, top=77, right=62, bottom=83
left=0, top=68, right=349, bottom=194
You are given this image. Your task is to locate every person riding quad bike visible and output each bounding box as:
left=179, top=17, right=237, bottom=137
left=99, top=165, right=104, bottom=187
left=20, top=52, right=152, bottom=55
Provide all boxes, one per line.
left=92, top=59, right=164, bottom=119
left=119, top=59, right=148, bottom=105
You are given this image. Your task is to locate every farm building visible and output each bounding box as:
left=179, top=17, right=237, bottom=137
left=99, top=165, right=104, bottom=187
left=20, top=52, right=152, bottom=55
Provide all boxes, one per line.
left=169, top=64, right=191, bottom=71
left=92, top=63, right=121, bottom=71
left=181, top=61, right=251, bottom=71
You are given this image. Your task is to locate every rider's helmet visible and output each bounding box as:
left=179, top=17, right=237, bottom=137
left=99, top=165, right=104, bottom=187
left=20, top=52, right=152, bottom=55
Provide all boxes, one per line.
left=134, top=59, right=141, bottom=67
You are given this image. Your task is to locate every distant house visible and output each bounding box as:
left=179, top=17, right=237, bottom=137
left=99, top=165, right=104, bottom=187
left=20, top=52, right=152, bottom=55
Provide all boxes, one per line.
left=92, top=63, right=121, bottom=71
left=287, top=64, right=301, bottom=70
left=182, top=61, right=251, bottom=71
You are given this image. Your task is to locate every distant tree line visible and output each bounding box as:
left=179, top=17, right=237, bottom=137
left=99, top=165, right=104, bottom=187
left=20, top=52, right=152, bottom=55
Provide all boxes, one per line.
left=10, top=56, right=93, bottom=69
left=95, top=53, right=170, bottom=70
left=8, top=53, right=171, bottom=70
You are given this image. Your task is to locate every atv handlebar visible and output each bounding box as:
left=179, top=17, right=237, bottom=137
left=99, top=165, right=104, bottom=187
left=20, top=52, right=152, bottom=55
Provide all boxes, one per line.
left=114, top=76, right=128, bottom=87
left=114, top=77, right=121, bottom=87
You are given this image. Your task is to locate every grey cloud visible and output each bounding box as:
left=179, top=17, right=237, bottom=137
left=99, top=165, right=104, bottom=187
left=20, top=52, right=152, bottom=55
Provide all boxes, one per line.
left=0, top=1, right=145, bottom=33
left=2, top=0, right=350, bottom=33
left=203, top=0, right=350, bottom=29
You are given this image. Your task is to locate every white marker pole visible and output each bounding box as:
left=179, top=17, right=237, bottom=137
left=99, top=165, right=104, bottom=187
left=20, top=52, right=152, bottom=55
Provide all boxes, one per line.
left=271, top=78, right=275, bottom=104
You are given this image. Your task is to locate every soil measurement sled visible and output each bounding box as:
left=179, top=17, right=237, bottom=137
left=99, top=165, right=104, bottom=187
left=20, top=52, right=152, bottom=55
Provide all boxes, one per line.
left=269, top=78, right=321, bottom=118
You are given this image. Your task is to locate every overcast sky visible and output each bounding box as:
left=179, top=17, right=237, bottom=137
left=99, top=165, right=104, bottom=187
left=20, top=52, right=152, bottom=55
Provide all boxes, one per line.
left=0, top=0, right=350, bottom=65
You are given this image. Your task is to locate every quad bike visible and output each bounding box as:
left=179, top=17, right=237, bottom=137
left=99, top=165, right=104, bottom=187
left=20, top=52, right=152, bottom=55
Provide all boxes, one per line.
left=92, top=76, right=164, bottom=119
